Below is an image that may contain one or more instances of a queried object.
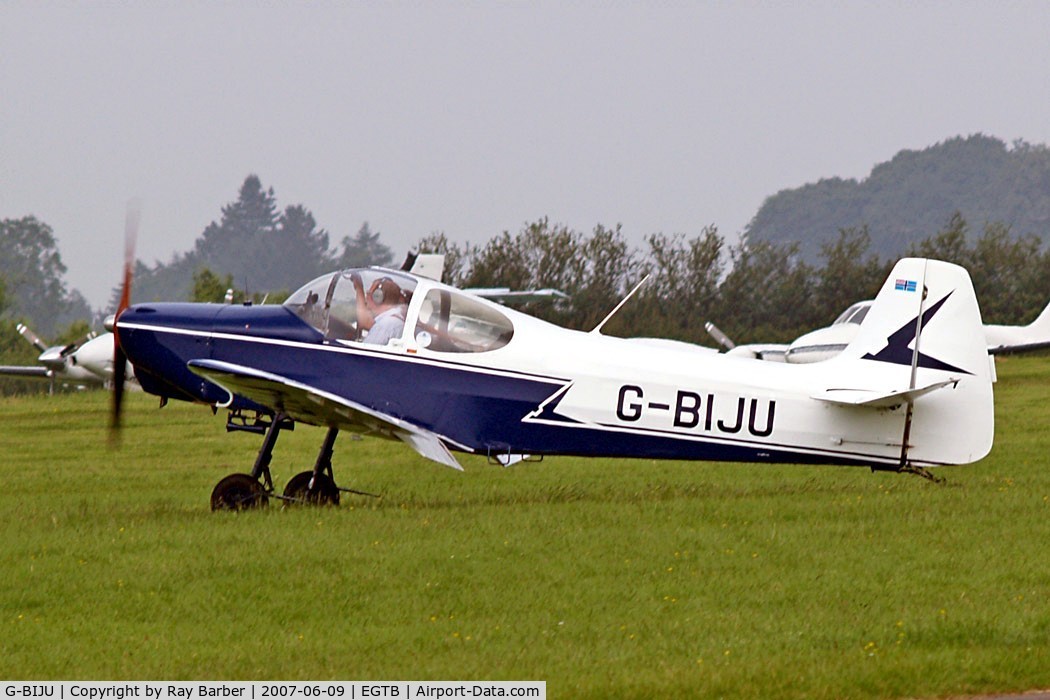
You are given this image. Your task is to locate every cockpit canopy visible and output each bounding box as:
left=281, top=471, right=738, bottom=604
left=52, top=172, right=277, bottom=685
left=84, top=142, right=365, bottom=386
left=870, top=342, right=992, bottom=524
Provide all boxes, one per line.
left=284, top=268, right=514, bottom=353
left=413, top=285, right=514, bottom=353
left=285, top=269, right=417, bottom=341
left=832, top=301, right=872, bottom=326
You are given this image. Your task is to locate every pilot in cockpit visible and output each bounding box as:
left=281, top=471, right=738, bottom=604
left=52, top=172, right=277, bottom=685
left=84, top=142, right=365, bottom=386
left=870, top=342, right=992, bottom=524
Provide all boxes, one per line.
left=350, top=274, right=407, bottom=345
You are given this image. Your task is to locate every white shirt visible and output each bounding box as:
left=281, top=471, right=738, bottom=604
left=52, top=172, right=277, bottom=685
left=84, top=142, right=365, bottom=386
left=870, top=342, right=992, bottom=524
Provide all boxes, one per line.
left=363, top=306, right=406, bottom=345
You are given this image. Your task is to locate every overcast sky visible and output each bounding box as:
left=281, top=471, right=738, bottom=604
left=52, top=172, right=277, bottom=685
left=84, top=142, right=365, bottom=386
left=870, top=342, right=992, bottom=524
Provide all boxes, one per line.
left=3, top=2, right=1050, bottom=309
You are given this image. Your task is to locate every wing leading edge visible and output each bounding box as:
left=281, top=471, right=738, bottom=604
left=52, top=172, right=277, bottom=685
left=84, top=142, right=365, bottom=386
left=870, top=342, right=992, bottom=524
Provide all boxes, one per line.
left=187, top=359, right=464, bottom=471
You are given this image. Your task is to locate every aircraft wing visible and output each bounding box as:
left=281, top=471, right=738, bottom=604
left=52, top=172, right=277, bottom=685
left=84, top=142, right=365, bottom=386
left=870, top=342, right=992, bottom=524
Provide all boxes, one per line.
left=0, top=365, right=51, bottom=378
left=988, top=340, right=1050, bottom=355
left=465, top=287, right=570, bottom=304
left=812, top=377, right=959, bottom=408
left=186, top=359, right=463, bottom=471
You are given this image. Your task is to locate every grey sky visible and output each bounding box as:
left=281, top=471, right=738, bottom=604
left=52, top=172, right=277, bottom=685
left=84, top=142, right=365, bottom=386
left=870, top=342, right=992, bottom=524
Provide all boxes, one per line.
left=3, top=2, right=1050, bottom=309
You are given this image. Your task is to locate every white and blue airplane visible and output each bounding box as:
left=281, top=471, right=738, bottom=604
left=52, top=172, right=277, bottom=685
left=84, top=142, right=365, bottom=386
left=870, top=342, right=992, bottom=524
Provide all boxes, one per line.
left=111, top=256, right=995, bottom=510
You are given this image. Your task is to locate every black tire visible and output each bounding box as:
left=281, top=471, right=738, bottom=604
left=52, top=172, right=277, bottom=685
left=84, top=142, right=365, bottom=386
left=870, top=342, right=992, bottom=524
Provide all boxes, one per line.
left=211, top=473, right=269, bottom=511
left=283, top=471, right=340, bottom=506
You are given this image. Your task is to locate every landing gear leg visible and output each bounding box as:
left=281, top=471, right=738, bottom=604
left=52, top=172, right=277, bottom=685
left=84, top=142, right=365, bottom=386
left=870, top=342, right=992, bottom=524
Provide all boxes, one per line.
left=210, top=412, right=288, bottom=511
left=283, top=426, right=341, bottom=506
left=249, top=411, right=286, bottom=493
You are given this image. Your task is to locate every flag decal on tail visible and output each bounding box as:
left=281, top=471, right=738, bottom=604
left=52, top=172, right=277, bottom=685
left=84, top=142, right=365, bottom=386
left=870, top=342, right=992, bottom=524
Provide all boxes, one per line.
left=862, top=291, right=973, bottom=374
left=895, top=279, right=918, bottom=292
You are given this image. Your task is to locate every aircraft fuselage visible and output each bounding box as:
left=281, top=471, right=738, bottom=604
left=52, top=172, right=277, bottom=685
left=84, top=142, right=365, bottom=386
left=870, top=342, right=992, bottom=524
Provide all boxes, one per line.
left=117, top=298, right=954, bottom=469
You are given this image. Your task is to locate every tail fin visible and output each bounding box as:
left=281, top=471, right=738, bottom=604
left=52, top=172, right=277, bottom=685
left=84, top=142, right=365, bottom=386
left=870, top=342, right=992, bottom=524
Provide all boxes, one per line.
left=835, top=258, right=994, bottom=466
left=1024, top=299, right=1050, bottom=333
left=985, top=299, right=1050, bottom=354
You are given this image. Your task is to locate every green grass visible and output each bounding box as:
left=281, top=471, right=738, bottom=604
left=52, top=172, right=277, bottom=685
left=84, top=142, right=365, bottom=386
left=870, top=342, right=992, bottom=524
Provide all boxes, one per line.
left=2, top=356, right=1050, bottom=698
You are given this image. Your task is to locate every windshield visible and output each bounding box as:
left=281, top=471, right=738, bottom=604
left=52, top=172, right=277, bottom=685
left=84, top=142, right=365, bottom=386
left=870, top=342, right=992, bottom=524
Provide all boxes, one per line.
left=284, top=272, right=334, bottom=329
left=285, top=269, right=419, bottom=344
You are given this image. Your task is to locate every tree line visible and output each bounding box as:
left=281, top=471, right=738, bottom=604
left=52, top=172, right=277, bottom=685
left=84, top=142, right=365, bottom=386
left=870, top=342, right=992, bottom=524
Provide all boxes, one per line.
left=5, top=173, right=1050, bottom=395
left=416, top=213, right=1050, bottom=344
left=747, top=134, right=1050, bottom=264
left=128, top=175, right=395, bottom=305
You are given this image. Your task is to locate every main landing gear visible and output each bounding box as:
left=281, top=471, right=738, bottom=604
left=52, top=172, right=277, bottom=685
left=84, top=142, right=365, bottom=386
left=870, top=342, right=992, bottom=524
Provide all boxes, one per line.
left=210, top=411, right=372, bottom=511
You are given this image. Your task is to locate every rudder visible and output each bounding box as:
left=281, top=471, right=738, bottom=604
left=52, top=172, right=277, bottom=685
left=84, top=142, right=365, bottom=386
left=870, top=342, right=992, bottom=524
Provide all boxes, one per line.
left=836, top=258, right=994, bottom=466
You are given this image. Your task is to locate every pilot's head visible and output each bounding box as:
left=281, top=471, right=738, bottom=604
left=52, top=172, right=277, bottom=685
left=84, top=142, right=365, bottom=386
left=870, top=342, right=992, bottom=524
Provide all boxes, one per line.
left=367, top=277, right=403, bottom=308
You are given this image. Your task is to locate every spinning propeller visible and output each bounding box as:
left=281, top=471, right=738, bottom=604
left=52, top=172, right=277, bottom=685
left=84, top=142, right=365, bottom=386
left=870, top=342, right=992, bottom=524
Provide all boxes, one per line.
left=109, top=203, right=139, bottom=443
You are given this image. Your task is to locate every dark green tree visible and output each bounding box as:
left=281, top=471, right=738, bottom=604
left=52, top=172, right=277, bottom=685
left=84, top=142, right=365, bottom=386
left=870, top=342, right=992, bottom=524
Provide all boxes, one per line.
left=0, top=216, right=91, bottom=336
left=133, top=175, right=338, bottom=303
left=191, top=267, right=234, bottom=303
left=907, top=213, right=1050, bottom=325
left=0, top=276, right=39, bottom=395
left=263, top=204, right=334, bottom=285
left=462, top=229, right=533, bottom=292
left=906, top=211, right=971, bottom=265
left=627, top=227, right=724, bottom=342
left=415, top=232, right=473, bottom=287
left=463, top=219, right=586, bottom=326
left=716, top=238, right=816, bottom=343
left=745, top=135, right=1050, bottom=263
left=813, top=226, right=890, bottom=323
left=336, top=222, right=394, bottom=269
left=967, top=222, right=1048, bottom=324
left=195, top=174, right=280, bottom=260
left=569, top=223, right=641, bottom=334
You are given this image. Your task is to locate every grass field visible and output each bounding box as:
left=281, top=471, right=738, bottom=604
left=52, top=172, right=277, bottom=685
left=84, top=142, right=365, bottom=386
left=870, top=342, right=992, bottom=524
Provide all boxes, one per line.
left=2, top=356, right=1050, bottom=698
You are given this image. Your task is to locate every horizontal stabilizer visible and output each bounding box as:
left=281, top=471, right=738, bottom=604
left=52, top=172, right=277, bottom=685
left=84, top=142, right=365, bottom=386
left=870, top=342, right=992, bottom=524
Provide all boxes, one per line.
left=813, top=377, right=959, bottom=408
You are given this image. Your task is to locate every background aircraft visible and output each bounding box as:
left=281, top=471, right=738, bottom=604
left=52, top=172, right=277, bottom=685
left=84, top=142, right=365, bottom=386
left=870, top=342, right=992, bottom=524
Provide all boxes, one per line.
left=709, top=297, right=1050, bottom=363
left=403, top=252, right=570, bottom=305
left=110, top=254, right=995, bottom=510
left=0, top=324, right=136, bottom=392
left=1, top=324, right=104, bottom=391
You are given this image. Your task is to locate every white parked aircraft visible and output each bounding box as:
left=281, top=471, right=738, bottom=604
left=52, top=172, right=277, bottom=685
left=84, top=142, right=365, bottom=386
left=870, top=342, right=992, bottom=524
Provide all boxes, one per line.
left=711, top=297, right=1050, bottom=364
left=0, top=325, right=135, bottom=390
left=70, top=332, right=137, bottom=385
left=404, top=252, right=570, bottom=305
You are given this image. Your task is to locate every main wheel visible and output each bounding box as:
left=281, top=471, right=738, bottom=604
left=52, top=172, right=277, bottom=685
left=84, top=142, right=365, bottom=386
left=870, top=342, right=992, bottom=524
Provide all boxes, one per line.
left=211, top=473, right=269, bottom=511
left=283, top=471, right=341, bottom=506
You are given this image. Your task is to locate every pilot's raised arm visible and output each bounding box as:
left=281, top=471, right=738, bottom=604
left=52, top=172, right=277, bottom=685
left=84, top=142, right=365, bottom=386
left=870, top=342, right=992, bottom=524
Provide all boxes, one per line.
left=350, top=273, right=374, bottom=334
